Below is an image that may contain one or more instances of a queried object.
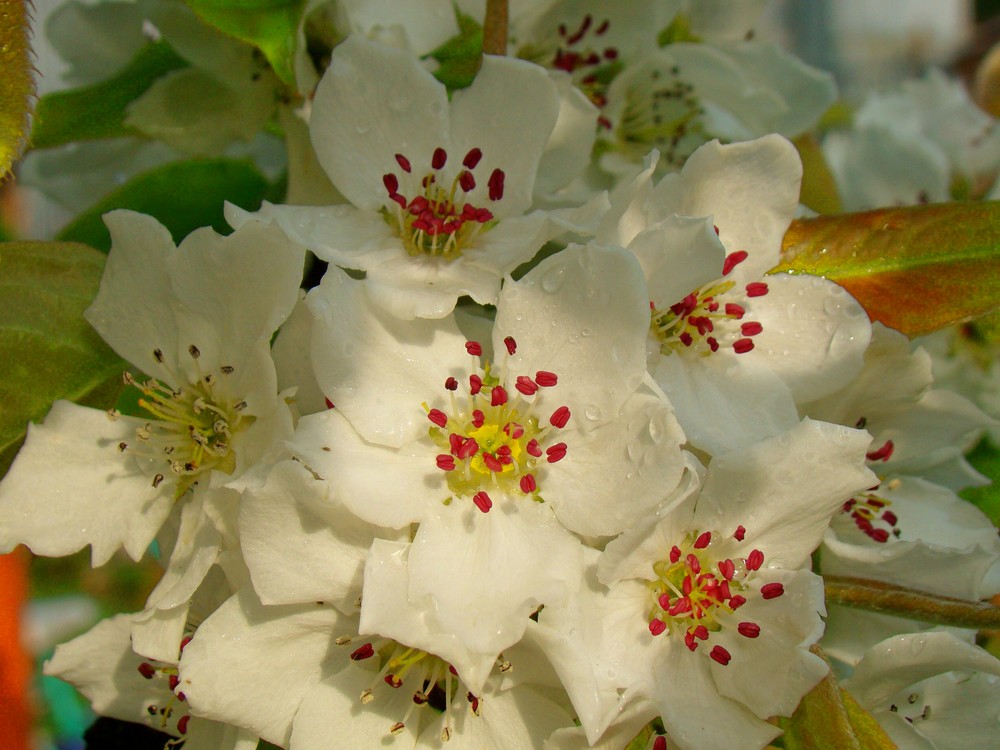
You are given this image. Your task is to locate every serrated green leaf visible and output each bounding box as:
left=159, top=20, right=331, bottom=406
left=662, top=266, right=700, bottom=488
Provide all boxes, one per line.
left=0, top=242, right=124, bottom=480
left=0, top=0, right=35, bottom=176
left=431, top=11, right=483, bottom=91
left=183, top=0, right=304, bottom=86
left=779, top=648, right=897, bottom=750
left=30, top=41, right=188, bottom=150
left=777, top=202, right=1000, bottom=337
left=56, top=159, right=272, bottom=252
left=960, top=437, right=1000, bottom=525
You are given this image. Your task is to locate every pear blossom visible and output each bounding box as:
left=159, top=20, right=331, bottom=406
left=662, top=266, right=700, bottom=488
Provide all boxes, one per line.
left=44, top=611, right=259, bottom=750
left=842, top=632, right=1000, bottom=750
left=283, top=242, right=687, bottom=691
left=232, top=35, right=602, bottom=320
left=0, top=211, right=304, bottom=658
left=178, top=584, right=575, bottom=748
left=596, top=135, right=871, bottom=455
left=824, top=69, right=1000, bottom=210
left=532, top=419, right=877, bottom=748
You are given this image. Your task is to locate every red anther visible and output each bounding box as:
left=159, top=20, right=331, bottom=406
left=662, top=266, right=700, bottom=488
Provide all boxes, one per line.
left=491, top=386, right=508, bottom=406
left=138, top=662, right=156, bottom=680
left=465, top=341, right=483, bottom=356
left=670, top=545, right=682, bottom=563
left=722, top=250, right=749, bottom=276
left=679, top=332, right=694, bottom=347
left=467, top=692, right=480, bottom=713
left=526, top=439, right=542, bottom=457
left=475, top=208, right=493, bottom=222
left=169, top=674, right=180, bottom=691
left=746, top=282, right=769, bottom=297
left=725, top=303, right=746, bottom=318
left=436, top=454, right=456, bottom=470
left=449, top=665, right=458, bottom=675
left=520, top=474, right=536, bottom=493
left=653, top=737, right=667, bottom=750
left=469, top=374, right=482, bottom=394
left=734, top=525, right=746, bottom=541
left=546, top=442, right=568, bottom=463
left=445, top=377, right=458, bottom=391
left=422, top=174, right=434, bottom=188
left=741, top=322, right=763, bottom=336
left=746, top=549, right=764, bottom=571
left=483, top=453, right=503, bottom=472
left=870, top=528, right=890, bottom=543
left=385, top=674, right=403, bottom=688
left=866, top=440, right=895, bottom=462
left=760, top=582, right=784, bottom=600
left=692, top=625, right=709, bottom=641
left=504, top=336, right=517, bottom=355
left=710, top=645, right=732, bottom=665
left=567, top=13, right=592, bottom=44
left=669, top=598, right=692, bottom=616
left=458, top=438, right=479, bottom=459
left=351, top=643, right=375, bottom=660
left=658, top=592, right=671, bottom=609
left=177, top=715, right=190, bottom=734
left=449, top=433, right=463, bottom=454
left=473, top=491, right=493, bottom=513
left=382, top=173, right=399, bottom=195
left=597, top=115, right=613, bottom=130
left=684, top=631, right=697, bottom=651
left=649, top=618, right=667, bottom=636
left=395, top=153, right=412, bottom=172
left=177, top=692, right=186, bottom=702
left=488, top=168, right=505, bottom=200
left=515, top=376, right=539, bottom=395
left=413, top=693, right=428, bottom=705
left=495, top=445, right=512, bottom=462
left=503, top=422, right=524, bottom=439
left=708, top=300, right=720, bottom=312
left=867, top=497, right=885, bottom=508
left=883, top=511, right=898, bottom=526
left=707, top=337, right=720, bottom=352
left=472, top=409, right=485, bottom=428
left=550, top=405, right=571, bottom=428
left=603, top=47, right=618, bottom=59
left=694, top=531, right=712, bottom=549
left=686, top=554, right=701, bottom=575
left=427, top=409, right=448, bottom=427
left=682, top=576, right=693, bottom=596
left=459, top=171, right=476, bottom=192
left=180, top=636, right=192, bottom=652
left=730, top=595, right=747, bottom=609
left=738, top=622, right=761, bottom=638
left=409, top=195, right=429, bottom=213
left=733, top=338, right=754, bottom=354
left=535, top=371, right=558, bottom=387
left=718, top=559, right=735, bottom=580
left=432, top=147, right=447, bottom=169
left=463, top=147, right=483, bottom=169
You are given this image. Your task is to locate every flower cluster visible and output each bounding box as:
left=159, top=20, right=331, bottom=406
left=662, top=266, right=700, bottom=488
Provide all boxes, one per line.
left=5, top=2, right=1000, bottom=750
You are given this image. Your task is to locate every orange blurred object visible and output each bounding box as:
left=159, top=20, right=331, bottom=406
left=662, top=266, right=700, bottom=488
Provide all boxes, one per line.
left=0, top=548, right=32, bottom=750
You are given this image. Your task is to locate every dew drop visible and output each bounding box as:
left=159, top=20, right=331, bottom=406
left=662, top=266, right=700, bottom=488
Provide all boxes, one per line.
left=541, top=266, right=566, bottom=293
left=584, top=405, right=602, bottom=421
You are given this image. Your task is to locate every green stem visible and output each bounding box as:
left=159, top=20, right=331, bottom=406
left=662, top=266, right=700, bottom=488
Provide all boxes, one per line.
left=825, top=575, right=1000, bottom=629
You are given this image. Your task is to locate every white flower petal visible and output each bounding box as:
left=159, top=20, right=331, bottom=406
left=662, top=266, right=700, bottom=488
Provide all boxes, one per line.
left=629, top=214, right=727, bottom=305
left=0, top=402, right=174, bottom=566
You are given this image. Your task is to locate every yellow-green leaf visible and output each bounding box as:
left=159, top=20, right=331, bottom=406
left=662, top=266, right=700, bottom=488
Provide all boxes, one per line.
left=0, top=0, right=35, bottom=176
left=777, top=202, right=1000, bottom=337
left=793, top=132, right=842, bottom=215
left=0, top=242, right=124, bottom=480
left=183, top=0, right=304, bottom=86
left=779, top=647, right=898, bottom=750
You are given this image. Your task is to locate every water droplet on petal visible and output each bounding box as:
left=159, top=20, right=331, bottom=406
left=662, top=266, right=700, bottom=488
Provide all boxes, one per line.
left=541, top=266, right=566, bottom=293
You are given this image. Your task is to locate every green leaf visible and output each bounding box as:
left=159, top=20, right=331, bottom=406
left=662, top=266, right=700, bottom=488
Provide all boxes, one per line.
left=779, top=647, right=897, bottom=750
left=183, top=0, right=304, bottom=86
left=0, top=0, right=35, bottom=176
left=0, top=242, right=124, bottom=480
left=56, top=159, right=272, bottom=252
left=793, top=133, right=843, bottom=215
left=431, top=10, right=483, bottom=91
left=30, top=41, right=188, bottom=150
left=960, top=437, right=1000, bottom=525
left=777, top=202, right=1000, bottom=337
